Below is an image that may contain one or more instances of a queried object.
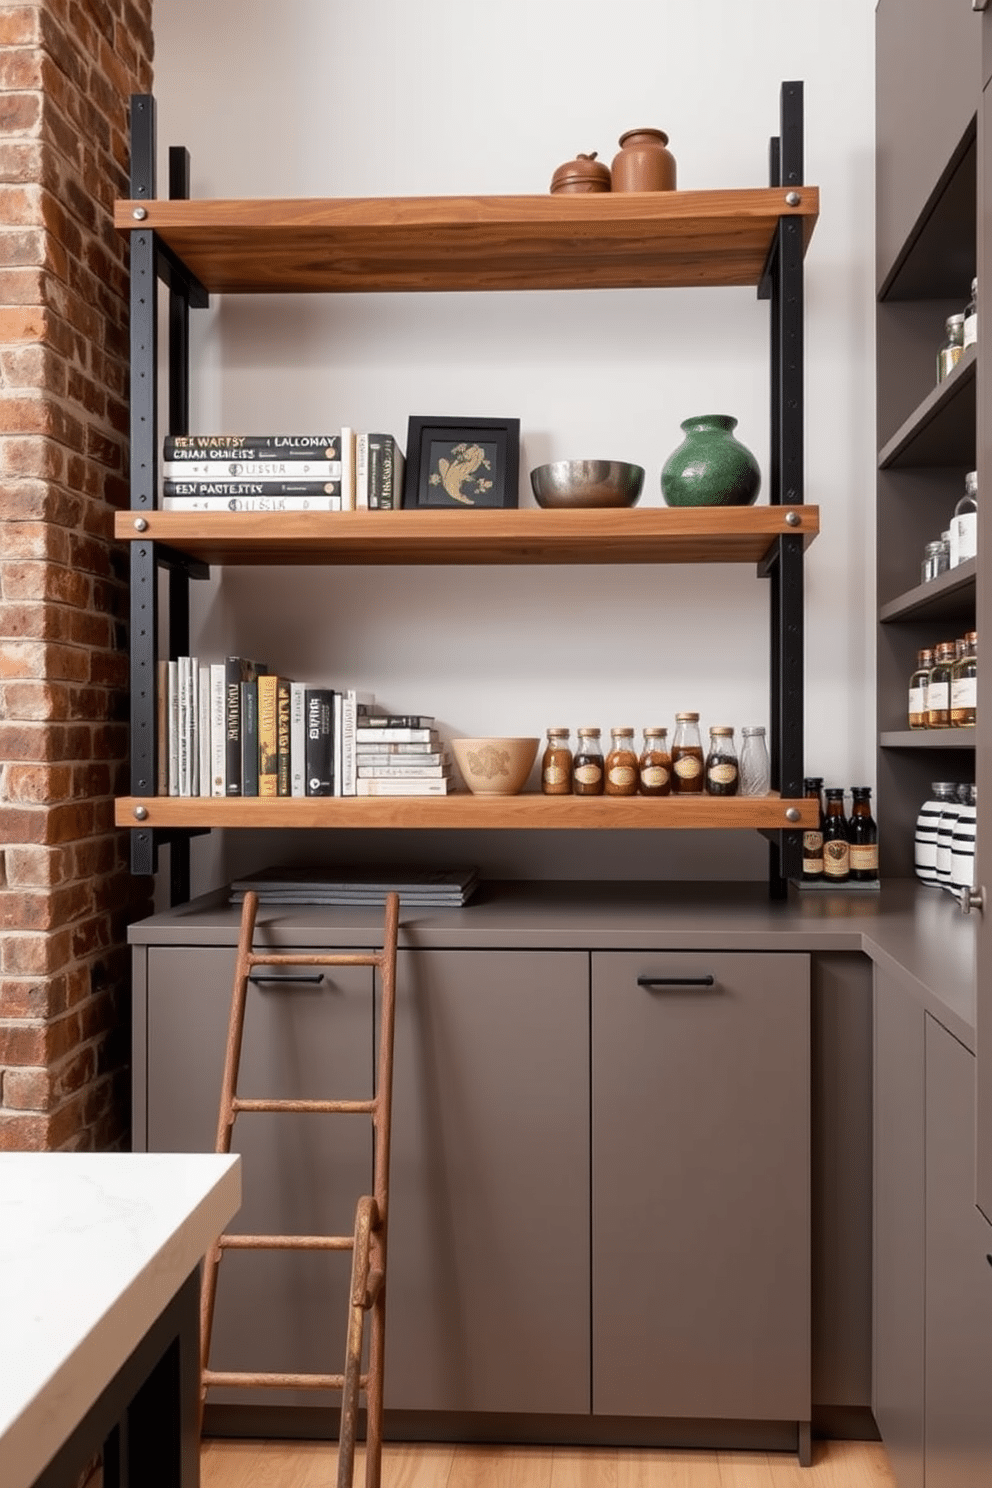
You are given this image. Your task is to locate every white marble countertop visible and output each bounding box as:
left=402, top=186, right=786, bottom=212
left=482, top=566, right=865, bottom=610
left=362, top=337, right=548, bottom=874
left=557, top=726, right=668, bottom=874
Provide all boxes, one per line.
left=0, top=1151, right=241, bottom=1488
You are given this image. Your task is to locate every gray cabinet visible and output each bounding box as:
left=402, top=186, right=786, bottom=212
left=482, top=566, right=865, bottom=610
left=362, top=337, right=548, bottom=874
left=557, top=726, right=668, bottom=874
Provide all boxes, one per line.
left=142, top=943, right=374, bottom=1407
left=384, top=948, right=590, bottom=1416
left=876, top=0, right=980, bottom=288
left=924, top=1016, right=992, bottom=1488
left=872, top=970, right=926, bottom=1488
left=590, top=951, right=810, bottom=1430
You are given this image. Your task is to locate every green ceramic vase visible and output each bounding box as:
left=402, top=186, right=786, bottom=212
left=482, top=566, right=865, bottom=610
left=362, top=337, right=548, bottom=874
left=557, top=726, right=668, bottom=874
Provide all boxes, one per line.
left=660, top=413, right=761, bottom=507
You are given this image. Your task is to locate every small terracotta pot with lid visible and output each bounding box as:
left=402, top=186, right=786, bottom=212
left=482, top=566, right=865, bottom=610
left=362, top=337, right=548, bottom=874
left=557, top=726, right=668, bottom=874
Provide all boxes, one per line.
left=611, top=128, right=677, bottom=192
left=550, top=151, right=611, bottom=195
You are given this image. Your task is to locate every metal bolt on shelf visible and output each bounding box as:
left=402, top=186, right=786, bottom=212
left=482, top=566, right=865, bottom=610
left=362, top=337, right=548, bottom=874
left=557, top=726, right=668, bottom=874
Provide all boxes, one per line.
left=133, top=806, right=149, bottom=821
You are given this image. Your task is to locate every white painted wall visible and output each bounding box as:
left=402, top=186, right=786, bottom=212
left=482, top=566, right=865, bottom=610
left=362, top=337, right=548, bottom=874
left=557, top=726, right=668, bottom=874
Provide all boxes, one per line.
left=151, top=0, right=877, bottom=894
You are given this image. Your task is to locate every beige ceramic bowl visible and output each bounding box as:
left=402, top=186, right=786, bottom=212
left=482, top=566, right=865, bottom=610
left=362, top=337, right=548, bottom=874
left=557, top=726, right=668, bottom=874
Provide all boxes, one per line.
left=451, top=737, right=540, bottom=796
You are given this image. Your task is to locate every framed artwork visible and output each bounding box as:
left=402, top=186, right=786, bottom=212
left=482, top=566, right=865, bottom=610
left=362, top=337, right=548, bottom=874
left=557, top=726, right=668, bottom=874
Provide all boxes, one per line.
left=402, top=416, right=520, bottom=510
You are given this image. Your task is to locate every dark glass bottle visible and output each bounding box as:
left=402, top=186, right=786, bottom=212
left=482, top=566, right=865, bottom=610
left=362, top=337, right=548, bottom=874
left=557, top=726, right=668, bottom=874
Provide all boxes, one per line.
left=822, top=787, right=850, bottom=883
left=801, top=776, right=824, bottom=881
left=847, top=786, right=879, bottom=882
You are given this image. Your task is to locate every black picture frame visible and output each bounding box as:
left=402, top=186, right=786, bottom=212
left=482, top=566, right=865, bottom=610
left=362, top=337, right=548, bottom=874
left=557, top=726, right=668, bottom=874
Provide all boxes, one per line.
left=402, top=416, right=520, bottom=510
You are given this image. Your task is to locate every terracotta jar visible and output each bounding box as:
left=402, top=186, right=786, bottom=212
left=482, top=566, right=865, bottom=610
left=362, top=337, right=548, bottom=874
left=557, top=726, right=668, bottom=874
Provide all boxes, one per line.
left=550, top=151, right=611, bottom=195
left=610, top=128, right=676, bottom=192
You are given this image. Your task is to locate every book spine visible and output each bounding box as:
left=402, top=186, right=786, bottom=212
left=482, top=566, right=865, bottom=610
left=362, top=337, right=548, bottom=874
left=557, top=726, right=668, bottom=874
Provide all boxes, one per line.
left=340, top=427, right=356, bottom=511
left=357, top=764, right=450, bottom=778
left=177, top=656, right=192, bottom=797
left=241, top=679, right=259, bottom=797
left=163, top=480, right=342, bottom=498
left=162, top=459, right=342, bottom=480
left=197, top=664, right=211, bottom=797
left=305, top=688, right=335, bottom=796
left=276, top=678, right=293, bottom=796
left=290, top=682, right=307, bottom=797
left=355, top=432, right=369, bottom=510
left=156, top=658, right=168, bottom=795
left=161, top=494, right=343, bottom=513
left=163, top=435, right=340, bottom=458
left=224, top=658, right=244, bottom=796
left=368, top=434, right=404, bottom=510
left=332, top=694, right=343, bottom=796
left=209, top=663, right=226, bottom=796
left=167, top=660, right=179, bottom=796
left=355, top=727, right=438, bottom=744
left=257, top=675, right=279, bottom=797
left=355, top=777, right=451, bottom=796
left=356, top=749, right=445, bottom=765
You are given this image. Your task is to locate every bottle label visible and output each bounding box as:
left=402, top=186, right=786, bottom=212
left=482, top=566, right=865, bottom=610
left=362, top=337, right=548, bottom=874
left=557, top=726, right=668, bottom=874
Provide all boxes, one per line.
left=574, top=763, right=602, bottom=786
left=608, top=764, right=637, bottom=789
left=964, top=311, right=978, bottom=349
left=707, top=762, right=738, bottom=786
left=674, top=756, right=701, bottom=780
left=849, top=844, right=878, bottom=871
left=950, top=512, right=977, bottom=567
left=640, top=764, right=669, bottom=789
left=928, top=682, right=950, bottom=710
left=908, top=685, right=924, bottom=718
left=543, top=764, right=569, bottom=787
left=951, top=677, right=977, bottom=709
left=803, top=830, right=823, bottom=855
left=823, top=840, right=850, bottom=876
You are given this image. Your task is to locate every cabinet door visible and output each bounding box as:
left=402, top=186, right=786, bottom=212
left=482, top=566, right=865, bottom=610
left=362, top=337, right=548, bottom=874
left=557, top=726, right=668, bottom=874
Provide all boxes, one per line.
left=925, top=1015, right=992, bottom=1488
left=385, top=948, right=589, bottom=1416
left=144, top=945, right=374, bottom=1407
left=590, top=951, right=810, bottom=1422
left=976, top=79, right=992, bottom=1223
left=872, top=971, right=925, bottom=1488
left=876, top=0, right=980, bottom=286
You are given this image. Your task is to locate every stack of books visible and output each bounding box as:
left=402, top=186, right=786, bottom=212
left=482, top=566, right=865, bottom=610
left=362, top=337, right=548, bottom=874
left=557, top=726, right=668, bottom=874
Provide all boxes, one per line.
left=158, top=667, right=418, bottom=799
left=160, top=430, right=405, bottom=512
left=229, top=864, right=480, bottom=908
left=355, top=711, right=454, bottom=796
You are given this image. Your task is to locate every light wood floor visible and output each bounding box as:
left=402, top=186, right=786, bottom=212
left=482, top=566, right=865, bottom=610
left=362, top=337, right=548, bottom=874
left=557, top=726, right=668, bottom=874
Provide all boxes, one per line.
left=201, top=1439, right=897, bottom=1488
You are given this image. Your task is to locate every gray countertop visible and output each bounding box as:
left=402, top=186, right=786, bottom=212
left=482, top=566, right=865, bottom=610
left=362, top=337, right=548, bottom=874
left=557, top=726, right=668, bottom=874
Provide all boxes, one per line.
left=128, top=876, right=977, bottom=1050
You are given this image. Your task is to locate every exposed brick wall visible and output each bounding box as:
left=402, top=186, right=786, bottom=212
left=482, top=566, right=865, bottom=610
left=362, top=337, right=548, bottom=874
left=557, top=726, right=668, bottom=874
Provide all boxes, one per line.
left=0, top=3, right=154, bottom=1150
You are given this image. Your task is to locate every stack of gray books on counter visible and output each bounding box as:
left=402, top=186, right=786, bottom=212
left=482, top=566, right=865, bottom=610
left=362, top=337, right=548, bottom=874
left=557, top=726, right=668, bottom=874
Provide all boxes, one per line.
left=229, top=865, right=480, bottom=908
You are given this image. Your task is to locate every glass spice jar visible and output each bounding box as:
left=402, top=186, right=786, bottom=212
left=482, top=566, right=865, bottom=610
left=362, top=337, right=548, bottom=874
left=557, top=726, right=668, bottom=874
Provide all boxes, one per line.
left=605, top=727, right=639, bottom=796
left=573, top=726, right=604, bottom=796
left=637, top=727, right=672, bottom=796
left=937, top=312, right=965, bottom=382
left=671, top=712, right=704, bottom=794
left=908, top=648, right=934, bottom=729
left=705, top=726, right=739, bottom=796
left=950, top=631, right=977, bottom=727
left=926, top=642, right=957, bottom=727
left=541, top=727, right=573, bottom=795
left=949, top=469, right=978, bottom=569
left=964, top=276, right=978, bottom=350
left=739, top=726, right=770, bottom=796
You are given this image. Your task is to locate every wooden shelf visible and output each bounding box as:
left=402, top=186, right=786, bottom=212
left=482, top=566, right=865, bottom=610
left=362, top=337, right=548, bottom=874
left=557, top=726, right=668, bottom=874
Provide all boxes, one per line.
left=115, top=793, right=818, bottom=832
left=880, top=729, right=976, bottom=749
left=116, top=505, right=819, bottom=568
left=877, top=346, right=976, bottom=469
left=114, top=187, right=819, bottom=294
left=879, top=557, right=977, bottom=623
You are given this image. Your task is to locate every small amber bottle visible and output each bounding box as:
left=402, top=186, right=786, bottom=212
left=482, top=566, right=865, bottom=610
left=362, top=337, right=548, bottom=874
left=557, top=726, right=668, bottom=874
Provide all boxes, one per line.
left=541, top=727, right=573, bottom=795
left=671, top=712, right=704, bottom=795
left=638, top=728, right=672, bottom=796
left=926, top=642, right=957, bottom=727
left=950, top=631, right=977, bottom=727
left=908, top=648, right=933, bottom=729
left=573, top=727, right=604, bottom=796
left=605, top=727, right=639, bottom=796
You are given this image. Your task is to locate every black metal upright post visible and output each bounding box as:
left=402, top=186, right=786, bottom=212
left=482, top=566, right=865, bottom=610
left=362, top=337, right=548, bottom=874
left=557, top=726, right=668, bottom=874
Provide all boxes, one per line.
left=127, top=96, right=159, bottom=879
left=765, top=81, right=806, bottom=896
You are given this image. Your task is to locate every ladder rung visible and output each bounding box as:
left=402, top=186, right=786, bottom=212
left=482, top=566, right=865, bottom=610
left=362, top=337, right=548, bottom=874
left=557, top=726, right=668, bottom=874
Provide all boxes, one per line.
left=232, top=1097, right=375, bottom=1115
left=203, top=1368, right=368, bottom=1391
left=219, top=1232, right=354, bottom=1251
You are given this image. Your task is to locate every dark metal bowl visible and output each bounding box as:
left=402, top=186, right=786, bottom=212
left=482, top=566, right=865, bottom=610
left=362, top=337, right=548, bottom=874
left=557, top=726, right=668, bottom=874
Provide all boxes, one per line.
left=530, top=459, right=645, bottom=509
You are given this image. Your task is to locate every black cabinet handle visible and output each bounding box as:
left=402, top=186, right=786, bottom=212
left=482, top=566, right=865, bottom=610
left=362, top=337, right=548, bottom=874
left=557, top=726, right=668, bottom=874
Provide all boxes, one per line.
left=987, top=1254, right=992, bottom=1268
left=637, top=975, right=715, bottom=989
left=249, top=973, right=325, bottom=985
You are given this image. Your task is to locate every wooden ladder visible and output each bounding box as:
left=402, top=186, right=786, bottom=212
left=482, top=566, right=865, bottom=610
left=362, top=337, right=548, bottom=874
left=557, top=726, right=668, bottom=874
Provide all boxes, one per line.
left=199, top=888, right=400, bottom=1488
